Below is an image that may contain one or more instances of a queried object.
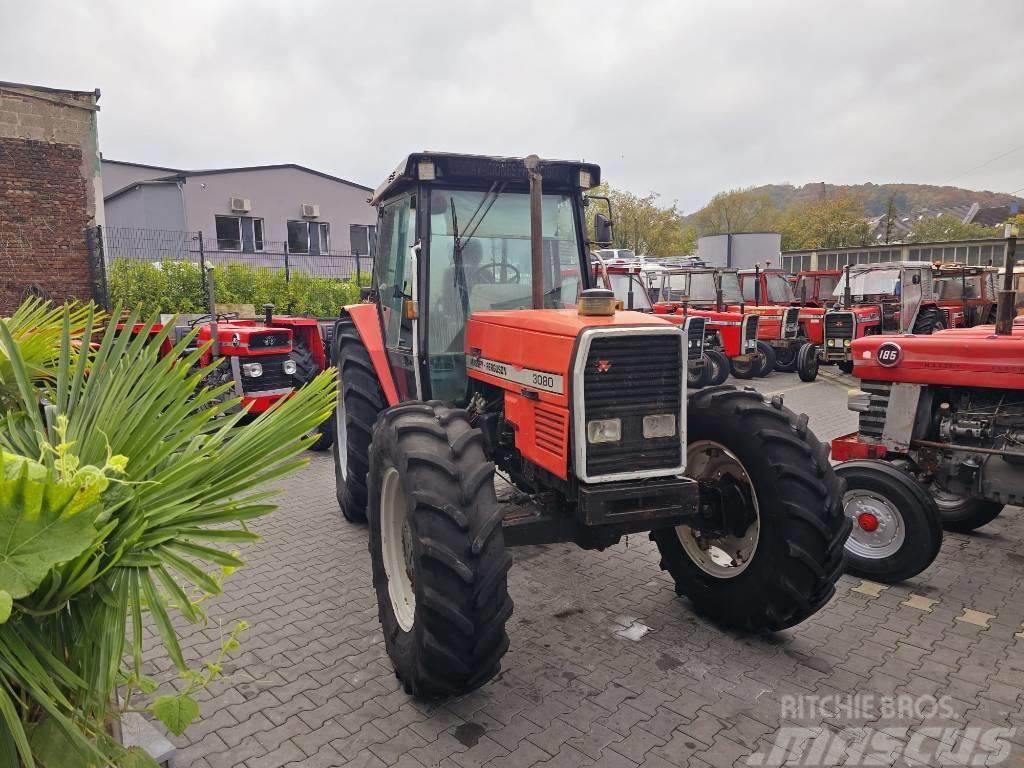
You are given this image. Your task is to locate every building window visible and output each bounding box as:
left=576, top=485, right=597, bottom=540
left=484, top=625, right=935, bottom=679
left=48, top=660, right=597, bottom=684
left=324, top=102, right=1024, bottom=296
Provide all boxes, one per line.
left=253, top=218, right=265, bottom=252
left=318, top=222, right=330, bottom=253
left=288, top=220, right=310, bottom=254
left=215, top=215, right=242, bottom=250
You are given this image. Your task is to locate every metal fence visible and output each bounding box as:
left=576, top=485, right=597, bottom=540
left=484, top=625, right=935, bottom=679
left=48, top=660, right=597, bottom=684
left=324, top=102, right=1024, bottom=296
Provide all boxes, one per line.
left=85, top=225, right=374, bottom=315
left=781, top=238, right=1011, bottom=274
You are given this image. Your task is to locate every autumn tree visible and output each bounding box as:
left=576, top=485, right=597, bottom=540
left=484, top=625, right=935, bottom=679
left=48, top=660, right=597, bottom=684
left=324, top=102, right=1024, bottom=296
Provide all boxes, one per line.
left=693, top=187, right=780, bottom=235
left=588, top=183, right=697, bottom=256
left=905, top=216, right=1000, bottom=243
left=779, top=194, right=873, bottom=251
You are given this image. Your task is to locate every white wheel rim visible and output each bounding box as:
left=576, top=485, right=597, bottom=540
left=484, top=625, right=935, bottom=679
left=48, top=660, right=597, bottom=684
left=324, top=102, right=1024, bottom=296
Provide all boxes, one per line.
left=675, top=440, right=760, bottom=579
left=335, top=376, right=347, bottom=480
left=843, top=490, right=906, bottom=559
left=380, top=466, right=416, bottom=631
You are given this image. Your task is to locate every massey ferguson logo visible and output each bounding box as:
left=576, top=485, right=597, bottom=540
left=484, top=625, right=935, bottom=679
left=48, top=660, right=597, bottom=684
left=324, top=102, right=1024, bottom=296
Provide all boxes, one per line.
left=876, top=341, right=902, bottom=367
left=262, top=336, right=275, bottom=346
left=596, top=359, right=612, bottom=373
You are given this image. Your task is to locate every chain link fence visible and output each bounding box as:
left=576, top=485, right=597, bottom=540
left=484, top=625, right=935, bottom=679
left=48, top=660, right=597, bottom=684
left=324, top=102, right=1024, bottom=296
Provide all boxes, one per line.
left=85, top=226, right=373, bottom=316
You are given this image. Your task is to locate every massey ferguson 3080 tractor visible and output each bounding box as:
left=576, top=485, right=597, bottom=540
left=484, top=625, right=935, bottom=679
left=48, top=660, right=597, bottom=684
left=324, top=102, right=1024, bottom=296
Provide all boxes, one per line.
left=650, top=267, right=766, bottom=381
left=331, top=152, right=848, bottom=698
left=830, top=239, right=1023, bottom=582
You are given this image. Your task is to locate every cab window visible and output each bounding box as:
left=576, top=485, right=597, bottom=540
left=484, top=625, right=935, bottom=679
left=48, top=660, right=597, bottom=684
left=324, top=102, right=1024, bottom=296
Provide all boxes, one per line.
left=374, top=196, right=416, bottom=350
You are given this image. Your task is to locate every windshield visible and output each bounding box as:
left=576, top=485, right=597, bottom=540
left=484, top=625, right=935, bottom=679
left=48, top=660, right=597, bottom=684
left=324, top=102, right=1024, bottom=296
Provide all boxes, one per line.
left=833, top=268, right=900, bottom=298
left=934, top=276, right=982, bottom=300
left=608, top=273, right=653, bottom=310
left=427, top=188, right=582, bottom=400
left=765, top=275, right=795, bottom=303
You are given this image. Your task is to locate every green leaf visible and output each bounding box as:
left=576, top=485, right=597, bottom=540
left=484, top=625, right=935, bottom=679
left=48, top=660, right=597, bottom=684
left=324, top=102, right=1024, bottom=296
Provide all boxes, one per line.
left=27, top=715, right=96, bottom=768
left=152, top=693, right=200, bottom=736
left=0, top=457, right=101, bottom=600
left=0, top=591, right=10, bottom=624
left=116, top=746, right=161, bottom=768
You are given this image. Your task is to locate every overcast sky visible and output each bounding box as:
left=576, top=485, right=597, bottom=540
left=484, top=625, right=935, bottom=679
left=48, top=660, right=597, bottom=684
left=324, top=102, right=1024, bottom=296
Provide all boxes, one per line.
left=3, top=1, right=1023, bottom=211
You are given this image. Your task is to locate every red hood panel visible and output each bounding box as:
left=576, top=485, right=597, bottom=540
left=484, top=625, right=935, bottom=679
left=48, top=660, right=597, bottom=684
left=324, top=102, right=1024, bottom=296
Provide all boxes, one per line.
left=468, top=308, right=672, bottom=337
left=852, top=329, right=1024, bottom=388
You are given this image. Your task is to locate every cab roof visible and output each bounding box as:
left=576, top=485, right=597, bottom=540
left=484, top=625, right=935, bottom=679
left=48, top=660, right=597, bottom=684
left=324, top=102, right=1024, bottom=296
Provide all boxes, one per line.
left=371, top=152, right=601, bottom=206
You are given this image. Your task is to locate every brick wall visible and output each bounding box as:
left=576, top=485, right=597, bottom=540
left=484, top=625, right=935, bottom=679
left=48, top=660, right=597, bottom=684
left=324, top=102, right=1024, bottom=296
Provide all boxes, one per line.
left=0, top=84, right=102, bottom=314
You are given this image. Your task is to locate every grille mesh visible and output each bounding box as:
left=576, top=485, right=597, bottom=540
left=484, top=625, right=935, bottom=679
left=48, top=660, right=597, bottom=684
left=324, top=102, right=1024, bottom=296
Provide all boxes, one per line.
left=858, top=382, right=891, bottom=440
left=239, top=353, right=293, bottom=393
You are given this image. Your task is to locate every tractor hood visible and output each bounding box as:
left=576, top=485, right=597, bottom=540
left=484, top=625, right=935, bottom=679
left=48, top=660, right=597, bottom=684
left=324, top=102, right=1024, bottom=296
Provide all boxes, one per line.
left=197, top=322, right=293, bottom=356
left=468, top=308, right=671, bottom=337
left=851, top=324, right=1024, bottom=389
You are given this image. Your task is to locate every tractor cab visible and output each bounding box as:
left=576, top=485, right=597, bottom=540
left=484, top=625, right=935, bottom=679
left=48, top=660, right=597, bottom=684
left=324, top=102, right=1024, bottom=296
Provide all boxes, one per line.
left=793, top=270, right=841, bottom=308
left=932, top=264, right=999, bottom=326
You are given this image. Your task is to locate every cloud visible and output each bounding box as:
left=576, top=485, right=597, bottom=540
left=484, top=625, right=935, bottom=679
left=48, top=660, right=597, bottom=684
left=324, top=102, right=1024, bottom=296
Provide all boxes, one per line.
left=2, top=0, right=1022, bottom=211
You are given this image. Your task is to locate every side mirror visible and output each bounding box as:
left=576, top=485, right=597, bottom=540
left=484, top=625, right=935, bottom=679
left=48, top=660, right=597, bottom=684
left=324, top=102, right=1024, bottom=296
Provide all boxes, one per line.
left=912, top=274, right=921, bottom=285
left=594, top=213, right=612, bottom=247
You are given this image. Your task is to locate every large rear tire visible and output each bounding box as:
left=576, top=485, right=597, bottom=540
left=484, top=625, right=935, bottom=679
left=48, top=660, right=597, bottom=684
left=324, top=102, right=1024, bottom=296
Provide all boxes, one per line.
left=929, top=488, right=1004, bottom=533
left=368, top=401, right=512, bottom=699
left=797, top=343, right=819, bottom=382
left=704, top=349, right=730, bottom=386
left=836, top=460, right=942, bottom=583
left=912, top=307, right=946, bottom=335
left=650, top=387, right=849, bottom=631
left=333, top=315, right=386, bottom=523
left=291, top=337, right=333, bottom=451
left=754, top=341, right=776, bottom=377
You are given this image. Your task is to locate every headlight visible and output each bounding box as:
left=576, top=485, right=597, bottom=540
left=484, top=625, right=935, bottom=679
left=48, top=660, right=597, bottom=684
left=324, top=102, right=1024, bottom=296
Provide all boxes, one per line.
left=586, top=418, right=621, bottom=444
left=827, top=339, right=836, bottom=347
left=643, top=414, right=676, bottom=439
left=242, top=362, right=263, bottom=378
left=843, top=339, right=851, bottom=347
left=283, top=360, right=298, bottom=375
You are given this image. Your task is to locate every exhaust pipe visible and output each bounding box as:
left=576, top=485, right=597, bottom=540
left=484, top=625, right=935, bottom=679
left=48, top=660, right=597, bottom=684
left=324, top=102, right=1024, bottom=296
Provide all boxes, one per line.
left=264, top=303, right=274, bottom=326
left=525, top=155, right=544, bottom=310
left=995, top=231, right=1018, bottom=336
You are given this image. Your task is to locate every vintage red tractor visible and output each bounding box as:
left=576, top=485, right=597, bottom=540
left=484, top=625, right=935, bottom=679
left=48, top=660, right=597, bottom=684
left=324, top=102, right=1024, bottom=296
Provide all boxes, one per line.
left=830, top=252, right=1023, bottom=582
left=329, top=152, right=848, bottom=698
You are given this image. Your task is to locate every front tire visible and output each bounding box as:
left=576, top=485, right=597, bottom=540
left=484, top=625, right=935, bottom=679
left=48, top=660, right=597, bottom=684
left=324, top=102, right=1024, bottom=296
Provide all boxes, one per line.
left=774, top=344, right=798, bottom=373
left=730, top=354, right=757, bottom=380
left=704, top=349, right=730, bottom=386
left=687, top=361, right=710, bottom=390
left=837, top=360, right=854, bottom=375
left=291, top=336, right=332, bottom=451
left=368, top=401, right=512, bottom=699
left=836, top=460, right=942, bottom=583
left=754, top=341, right=776, bottom=377
left=797, top=343, right=819, bottom=382
left=650, top=387, right=849, bottom=631
left=333, top=315, right=387, bottom=523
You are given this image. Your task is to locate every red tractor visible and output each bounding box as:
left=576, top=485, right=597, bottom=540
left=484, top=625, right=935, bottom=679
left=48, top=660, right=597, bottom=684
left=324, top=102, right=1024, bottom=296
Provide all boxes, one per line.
left=932, top=264, right=999, bottom=328
left=830, top=246, right=1023, bottom=582
left=330, top=152, right=848, bottom=698
left=649, top=267, right=769, bottom=380
left=117, top=306, right=334, bottom=447
left=736, top=267, right=824, bottom=377
left=792, top=269, right=842, bottom=309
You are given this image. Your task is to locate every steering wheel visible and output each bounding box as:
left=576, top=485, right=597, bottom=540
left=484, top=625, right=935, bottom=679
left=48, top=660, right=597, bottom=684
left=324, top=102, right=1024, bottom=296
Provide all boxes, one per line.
left=473, top=261, right=520, bottom=284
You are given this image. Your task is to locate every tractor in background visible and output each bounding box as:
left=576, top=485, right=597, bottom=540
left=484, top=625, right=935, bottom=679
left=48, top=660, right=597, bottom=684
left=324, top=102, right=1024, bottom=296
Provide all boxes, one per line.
left=330, top=152, right=848, bottom=699
left=736, top=266, right=823, bottom=377
left=792, top=269, right=842, bottom=309
left=830, top=234, right=1023, bottom=582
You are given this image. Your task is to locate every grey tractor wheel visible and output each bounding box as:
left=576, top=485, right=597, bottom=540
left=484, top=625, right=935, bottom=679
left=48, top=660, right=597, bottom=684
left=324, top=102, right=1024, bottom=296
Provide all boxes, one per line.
left=704, top=349, right=730, bottom=386
left=797, top=343, right=819, bottom=382
left=291, top=337, right=333, bottom=451
left=332, top=315, right=387, bottom=523
left=837, top=459, right=943, bottom=583
left=754, top=341, right=776, bottom=377
left=774, top=343, right=799, bottom=373
left=650, top=386, right=849, bottom=631
left=368, top=401, right=513, bottom=699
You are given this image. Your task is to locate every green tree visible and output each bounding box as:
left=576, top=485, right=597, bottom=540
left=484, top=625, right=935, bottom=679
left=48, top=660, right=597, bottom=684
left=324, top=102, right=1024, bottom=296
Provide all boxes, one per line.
left=588, top=184, right=696, bottom=256
left=905, top=216, right=1000, bottom=243
left=780, top=194, right=873, bottom=250
left=693, top=187, right=780, bottom=235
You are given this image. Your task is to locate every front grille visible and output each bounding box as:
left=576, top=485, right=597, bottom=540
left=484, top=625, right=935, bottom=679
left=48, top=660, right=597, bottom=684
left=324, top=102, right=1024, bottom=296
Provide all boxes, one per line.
left=858, top=382, right=891, bottom=440
left=238, top=353, right=293, bottom=394
left=742, top=315, right=759, bottom=350
left=686, top=317, right=706, bottom=360
left=783, top=307, right=801, bottom=339
left=582, top=332, right=682, bottom=478
left=825, top=311, right=855, bottom=341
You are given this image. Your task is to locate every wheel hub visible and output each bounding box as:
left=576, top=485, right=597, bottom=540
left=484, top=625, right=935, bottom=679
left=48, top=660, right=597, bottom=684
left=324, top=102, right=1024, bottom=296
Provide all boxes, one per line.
left=843, top=490, right=905, bottom=559
left=677, top=441, right=761, bottom=579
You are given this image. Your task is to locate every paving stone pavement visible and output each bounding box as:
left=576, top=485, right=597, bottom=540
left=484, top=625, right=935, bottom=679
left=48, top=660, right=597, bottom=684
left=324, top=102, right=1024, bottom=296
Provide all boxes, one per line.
left=144, top=371, right=1024, bottom=768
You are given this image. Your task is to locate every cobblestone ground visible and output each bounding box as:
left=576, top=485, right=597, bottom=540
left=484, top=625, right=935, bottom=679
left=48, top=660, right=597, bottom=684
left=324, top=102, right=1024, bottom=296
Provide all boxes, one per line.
left=152, top=371, right=1024, bottom=768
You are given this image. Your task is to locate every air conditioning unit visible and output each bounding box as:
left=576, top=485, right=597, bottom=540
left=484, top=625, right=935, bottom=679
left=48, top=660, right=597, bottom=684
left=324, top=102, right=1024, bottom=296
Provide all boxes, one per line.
left=230, top=197, right=251, bottom=213
left=301, top=203, right=320, bottom=219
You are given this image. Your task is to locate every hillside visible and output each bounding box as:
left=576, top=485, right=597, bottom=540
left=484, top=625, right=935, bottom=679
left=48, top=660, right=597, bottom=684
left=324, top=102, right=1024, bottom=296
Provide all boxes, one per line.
left=749, top=182, right=1022, bottom=217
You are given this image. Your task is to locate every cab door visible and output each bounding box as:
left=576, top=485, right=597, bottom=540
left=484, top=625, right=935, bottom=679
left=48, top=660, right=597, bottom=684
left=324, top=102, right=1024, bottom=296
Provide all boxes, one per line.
left=899, top=266, right=927, bottom=332
left=374, top=194, right=420, bottom=399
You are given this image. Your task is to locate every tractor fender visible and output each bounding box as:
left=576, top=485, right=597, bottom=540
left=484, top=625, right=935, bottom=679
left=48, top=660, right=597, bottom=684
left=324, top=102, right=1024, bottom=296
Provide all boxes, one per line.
left=340, top=303, right=400, bottom=407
